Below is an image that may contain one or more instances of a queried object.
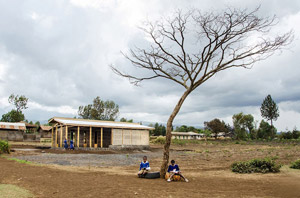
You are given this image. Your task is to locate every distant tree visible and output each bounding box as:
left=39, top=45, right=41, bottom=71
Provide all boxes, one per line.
left=175, top=125, right=198, bottom=132
left=260, top=94, right=279, bottom=127
left=35, top=121, right=41, bottom=126
left=120, top=117, right=133, bottom=123
left=257, top=120, right=276, bottom=139
left=111, top=7, right=293, bottom=177
left=292, top=128, right=300, bottom=139
left=232, top=113, right=254, bottom=140
left=152, top=123, right=166, bottom=136
left=204, top=118, right=228, bottom=139
left=0, top=110, right=25, bottom=122
left=78, top=96, right=119, bottom=121
left=8, top=94, right=28, bottom=112
left=1, top=94, right=28, bottom=122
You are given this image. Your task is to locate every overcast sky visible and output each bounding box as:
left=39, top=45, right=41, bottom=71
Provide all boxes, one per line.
left=0, top=0, right=299, bottom=131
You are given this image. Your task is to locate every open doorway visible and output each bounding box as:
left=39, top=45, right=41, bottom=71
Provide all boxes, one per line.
left=103, top=128, right=111, bottom=148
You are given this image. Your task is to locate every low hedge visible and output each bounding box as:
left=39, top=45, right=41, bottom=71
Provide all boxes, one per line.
left=290, top=159, right=300, bottom=169
left=0, top=139, right=10, bottom=154
left=231, top=157, right=281, bottom=173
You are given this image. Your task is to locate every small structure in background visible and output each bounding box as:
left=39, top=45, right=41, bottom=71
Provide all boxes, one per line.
left=49, top=117, right=154, bottom=149
left=38, top=125, right=52, bottom=143
left=38, top=125, right=52, bottom=138
left=171, top=132, right=204, bottom=140
left=0, top=122, right=26, bottom=141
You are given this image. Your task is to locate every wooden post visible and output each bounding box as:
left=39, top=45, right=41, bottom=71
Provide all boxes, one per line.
left=101, top=128, right=103, bottom=148
left=77, top=126, right=80, bottom=148
left=65, top=125, right=68, bottom=140
left=60, top=127, right=63, bottom=148
left=111, top=129, right=113, bottom=145
left=51, top=127, right=54, bottom=147
left=89, top=127, right=92, bottom=148
left=55, top=126, right=58, bottom=147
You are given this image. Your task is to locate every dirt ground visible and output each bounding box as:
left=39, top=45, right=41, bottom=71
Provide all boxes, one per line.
left=1, top=141, right=300, bottom=198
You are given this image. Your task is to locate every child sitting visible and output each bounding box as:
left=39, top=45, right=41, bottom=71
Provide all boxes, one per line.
left=138, top=156, right=151, bottom=177
left=167, top=160, right=188, bottom=182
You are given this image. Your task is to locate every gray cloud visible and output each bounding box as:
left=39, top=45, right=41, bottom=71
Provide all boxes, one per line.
left=0, top=0, right=299, bottom=131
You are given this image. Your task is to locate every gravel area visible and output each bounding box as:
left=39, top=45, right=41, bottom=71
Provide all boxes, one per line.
left=14, top=151, right=163, bottom=167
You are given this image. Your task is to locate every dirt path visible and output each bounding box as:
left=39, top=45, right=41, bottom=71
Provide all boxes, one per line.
left=1, top=156, right=300, bottom=198
left=2, top=142, right=300, bottom=197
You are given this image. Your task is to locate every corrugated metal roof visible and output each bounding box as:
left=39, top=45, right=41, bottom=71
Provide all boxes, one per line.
left=50, top=117, right=154, bottom=130
left=0, top=122, right=26, bottom=130
left=171, top=131, right=203, bottom=136
left=40, top=125, right=52, bottom=131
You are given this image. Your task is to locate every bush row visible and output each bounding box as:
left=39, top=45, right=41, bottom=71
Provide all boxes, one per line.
left=290, top=159, right=300, bottom=169
left=231, top=157, right=281, bottom=173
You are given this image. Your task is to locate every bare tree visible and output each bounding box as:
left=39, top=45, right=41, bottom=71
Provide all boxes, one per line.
left=111, top=7, right=293, bottom=177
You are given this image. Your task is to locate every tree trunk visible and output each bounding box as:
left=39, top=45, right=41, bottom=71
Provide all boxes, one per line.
left=160, top=89, right=191, bottom=178
left=271, top=119, right=273, bottom=127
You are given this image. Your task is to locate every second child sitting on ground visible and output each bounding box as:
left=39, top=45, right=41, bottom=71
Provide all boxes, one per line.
left=167, top=160, right=188, bottom=182
left=138, top=156, right=151, bottom=178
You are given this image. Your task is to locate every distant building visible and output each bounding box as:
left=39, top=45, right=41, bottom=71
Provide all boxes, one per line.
left=49, top=117, right=154, bottom=149
left=38, top=125, right=52, bottom=138
left=0, top=122, right=26, bottom=141
left=171, top=131, right=204, bottom=140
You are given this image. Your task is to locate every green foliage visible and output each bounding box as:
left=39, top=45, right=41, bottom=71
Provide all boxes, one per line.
left=151, top=123, right=166, bottom=136
left=175, top=125, right=199, bottom=132
left=0, top=140, right=10, bottom=154
left=257, top=120, right=277, bottom=140
left=120, top=117, right=133, bottom=123
left=232, top=112, right=254, bottom=140
left=231, top=157, right=281, bottom=173
left=153, top=136, right=166, bottom=144
left=204, top=118, right=229, bottom=138
left=0, top=109, right=25, bottom=122
left=260, top=94, right=279, bottom=126
left=78, top=96, right=119, bottom=121
left=8, top=94, right=28, bottom=112
left=290, top=159, right=300, bottom=169
left=279, top=128, right=300, bottom=140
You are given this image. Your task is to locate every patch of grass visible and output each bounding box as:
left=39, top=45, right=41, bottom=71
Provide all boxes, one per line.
left=0, top=184, right=34, bottom=198
left=172, top=139, right=187, bottom=145
left=7, top=158, right=32, bottom=165
left=231, top=157, right=282, bottom=174
left=290, top=159, right=300, bottom=169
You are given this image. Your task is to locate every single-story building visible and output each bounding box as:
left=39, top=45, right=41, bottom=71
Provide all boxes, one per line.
left=0, top=122, right=26, bottom=141
left=38, top=125, right=52, bottom=138
left=171, top=131, right=204, bottom=140
left=49, top=117, right=154, bottom=149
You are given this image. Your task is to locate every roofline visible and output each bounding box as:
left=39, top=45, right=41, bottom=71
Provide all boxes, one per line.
left=49, top=117, right=141, bottom=125
left=49, top=117, right=155, bottom=130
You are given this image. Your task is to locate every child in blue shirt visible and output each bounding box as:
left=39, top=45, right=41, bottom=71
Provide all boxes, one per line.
left=64, top=138, right=68, bottom=149
left=70, top=139, right=74, bottom=150
left=167, top=159, right=188, bottom=182
left=138, top=156, right=151, bottom=177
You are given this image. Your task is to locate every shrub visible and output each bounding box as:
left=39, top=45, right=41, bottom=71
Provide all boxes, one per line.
left=153, top=136, right=166, bottom=144
left=231, top=157, right=281, bottom=173
left=290, top=159, right=300, bottom=169
left=0, top=139, right=10, bottom=154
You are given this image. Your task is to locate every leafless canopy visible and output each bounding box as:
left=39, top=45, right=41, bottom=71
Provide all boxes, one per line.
left=111, top=7, right=293, bottom=91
